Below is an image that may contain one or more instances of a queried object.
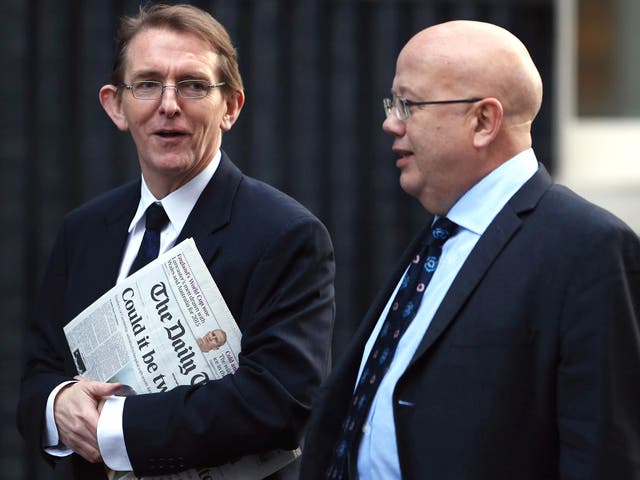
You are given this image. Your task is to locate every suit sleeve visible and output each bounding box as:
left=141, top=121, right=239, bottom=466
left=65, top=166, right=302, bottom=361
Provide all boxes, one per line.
left=122, top=215, right=336, bottom=476
left=17, top=223, right=75, bottom=464
left=556, top=225, right=640, bottom=479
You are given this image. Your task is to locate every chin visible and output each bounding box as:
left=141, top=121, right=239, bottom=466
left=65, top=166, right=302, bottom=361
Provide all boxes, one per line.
left=153, top=157, right=195, bottom=175
left=398, top=175, right=421, bottom=199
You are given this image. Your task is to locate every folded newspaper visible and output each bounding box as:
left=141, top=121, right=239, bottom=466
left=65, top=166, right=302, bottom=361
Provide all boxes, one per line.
left=64, top=238, right=300, bottom=480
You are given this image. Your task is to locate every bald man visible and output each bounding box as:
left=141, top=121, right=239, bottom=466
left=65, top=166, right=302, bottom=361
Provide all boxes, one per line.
left=197, top=329, right=227, bottom=353
left=301, top=21, right=640, bottom=480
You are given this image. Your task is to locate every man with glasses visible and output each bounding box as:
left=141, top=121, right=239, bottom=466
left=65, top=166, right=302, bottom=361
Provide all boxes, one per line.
left=301, top=20, right=640, bottom=479
left=17, top=5, right=335, bottom=479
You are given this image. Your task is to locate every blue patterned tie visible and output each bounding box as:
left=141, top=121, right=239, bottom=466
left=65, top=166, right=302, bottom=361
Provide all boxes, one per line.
left=326, top=217, right=458, bottom=479
left=128, top=203, right=169, bottom=276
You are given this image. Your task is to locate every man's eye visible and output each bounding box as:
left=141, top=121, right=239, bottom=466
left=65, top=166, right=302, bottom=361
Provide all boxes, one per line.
left=136, top=81, right=158, bottom=90
left=183, top=81, right=208, bottom=91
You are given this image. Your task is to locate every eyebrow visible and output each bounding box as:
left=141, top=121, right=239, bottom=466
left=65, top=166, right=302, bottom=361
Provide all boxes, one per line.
left=129, top=69, right=211, bottom=81
left=391, top=89, right=413, bottom=98
left=129, top=69, right=162, bottom=81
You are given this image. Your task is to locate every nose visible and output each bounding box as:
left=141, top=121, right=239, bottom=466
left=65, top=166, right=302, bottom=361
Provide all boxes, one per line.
left=382, top=113, right=405, bottom=137
left=159, top=86, right=180, bottom=117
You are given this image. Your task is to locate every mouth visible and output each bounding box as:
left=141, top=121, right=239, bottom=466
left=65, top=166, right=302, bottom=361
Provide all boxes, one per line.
left=153, top=129, right=189, bottom=140
left=393, top=148, right=413, bottom=167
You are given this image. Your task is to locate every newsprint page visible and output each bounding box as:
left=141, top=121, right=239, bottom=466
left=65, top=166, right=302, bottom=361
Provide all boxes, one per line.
left=64, top=238, right=300, bottom=480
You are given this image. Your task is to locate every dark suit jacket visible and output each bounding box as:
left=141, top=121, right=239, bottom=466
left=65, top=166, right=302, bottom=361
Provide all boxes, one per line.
left=17, top=153, right=335, bottom=479
left=301, top=166, right=640, bottom=480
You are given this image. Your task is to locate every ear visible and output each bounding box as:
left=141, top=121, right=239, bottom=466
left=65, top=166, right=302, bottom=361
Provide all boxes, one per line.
left=471, top=98, right=502, bottom=148
left=99, top=84, right=129, bottom=131
left=220, top=89, right=245, bottom=132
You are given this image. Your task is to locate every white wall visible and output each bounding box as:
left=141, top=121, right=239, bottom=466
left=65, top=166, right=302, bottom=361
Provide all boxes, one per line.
left=556, top=0, right=640, bottom=233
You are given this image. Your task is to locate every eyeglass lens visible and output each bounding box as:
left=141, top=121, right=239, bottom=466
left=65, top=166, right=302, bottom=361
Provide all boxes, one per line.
left=131, top=80, right=214, bottom=99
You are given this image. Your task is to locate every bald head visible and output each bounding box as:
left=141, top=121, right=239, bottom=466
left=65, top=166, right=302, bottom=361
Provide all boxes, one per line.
left=402, top=21, right=542, bottom=131
left=384, top=21, right=544, bottom=214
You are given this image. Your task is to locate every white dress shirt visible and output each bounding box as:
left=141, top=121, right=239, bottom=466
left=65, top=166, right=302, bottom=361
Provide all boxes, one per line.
left=356, top=149, right=539, bottom=480
left=44, top=150, right=221, bottom=472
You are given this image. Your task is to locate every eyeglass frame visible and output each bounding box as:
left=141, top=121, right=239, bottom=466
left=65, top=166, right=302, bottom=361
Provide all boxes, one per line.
left=383, top=95, right=484, bottom=120
left=120, top=80, right=227, bottom=100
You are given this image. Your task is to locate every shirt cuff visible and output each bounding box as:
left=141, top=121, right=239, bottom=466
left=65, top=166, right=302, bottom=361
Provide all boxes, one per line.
left=43, top=380, right=76, bottom=456
left=97, top=396, right=132, bottom=471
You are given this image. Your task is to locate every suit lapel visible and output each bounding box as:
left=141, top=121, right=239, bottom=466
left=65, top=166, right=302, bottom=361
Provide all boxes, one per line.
left=324, top=222, right=433, bottom=405
left=409, top=165, right=553, bottom=365
left=356, top=223, right=433, bottom=345
left=175, top=151, right=242, bottom=266
left=319, top=227, right=433, bottom=449
left=92, top=182, right=140, bottom=295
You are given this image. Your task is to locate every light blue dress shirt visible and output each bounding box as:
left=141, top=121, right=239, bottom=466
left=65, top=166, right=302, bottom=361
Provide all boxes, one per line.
left=356, top=149, right=539, bottom=480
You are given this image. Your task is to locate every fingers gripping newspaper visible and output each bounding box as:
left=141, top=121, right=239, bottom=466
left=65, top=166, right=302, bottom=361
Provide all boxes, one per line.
left=64, top=238, right=300, bottom=480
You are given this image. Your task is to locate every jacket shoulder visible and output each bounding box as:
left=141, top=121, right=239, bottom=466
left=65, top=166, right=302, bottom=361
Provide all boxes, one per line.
left=236, top=174, right=327, bottom=232
left=63, top=180, right=139, bottom=228
left=540, top=183, right=636, bottom=238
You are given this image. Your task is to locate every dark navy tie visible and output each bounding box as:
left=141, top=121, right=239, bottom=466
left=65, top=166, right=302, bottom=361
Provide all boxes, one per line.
left=326, top=217, right=459, bottom=479
left=128, top=203, right=169, bottom=276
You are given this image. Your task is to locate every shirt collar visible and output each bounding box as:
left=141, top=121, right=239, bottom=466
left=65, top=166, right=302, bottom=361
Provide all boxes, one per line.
left=128, top=149, right=222, bottom=234
left=446, top=148, right=539, bottom=235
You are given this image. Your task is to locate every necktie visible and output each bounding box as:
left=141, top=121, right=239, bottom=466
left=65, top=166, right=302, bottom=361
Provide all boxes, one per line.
left=128, top=203, right=169, bottom=276
left=326, top=217, right=459, bottom=479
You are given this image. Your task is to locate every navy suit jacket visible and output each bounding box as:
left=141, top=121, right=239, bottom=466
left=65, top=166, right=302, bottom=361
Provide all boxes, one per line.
left=18, top=153, right=336, bottom=479
left=301, top=166, right=640, bottom=479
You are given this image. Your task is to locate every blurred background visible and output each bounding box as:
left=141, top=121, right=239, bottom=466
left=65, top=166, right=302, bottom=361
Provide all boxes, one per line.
left=1, top=0, right=637, bottom=478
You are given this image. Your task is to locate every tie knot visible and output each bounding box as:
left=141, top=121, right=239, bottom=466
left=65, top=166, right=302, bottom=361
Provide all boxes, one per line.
left=145, top=203, right=169, bottom=232
left=427, top=217, right=458, bottom=246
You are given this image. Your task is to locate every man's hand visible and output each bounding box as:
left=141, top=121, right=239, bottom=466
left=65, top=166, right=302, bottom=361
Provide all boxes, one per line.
left=54, top=379, right=121, bottom=463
